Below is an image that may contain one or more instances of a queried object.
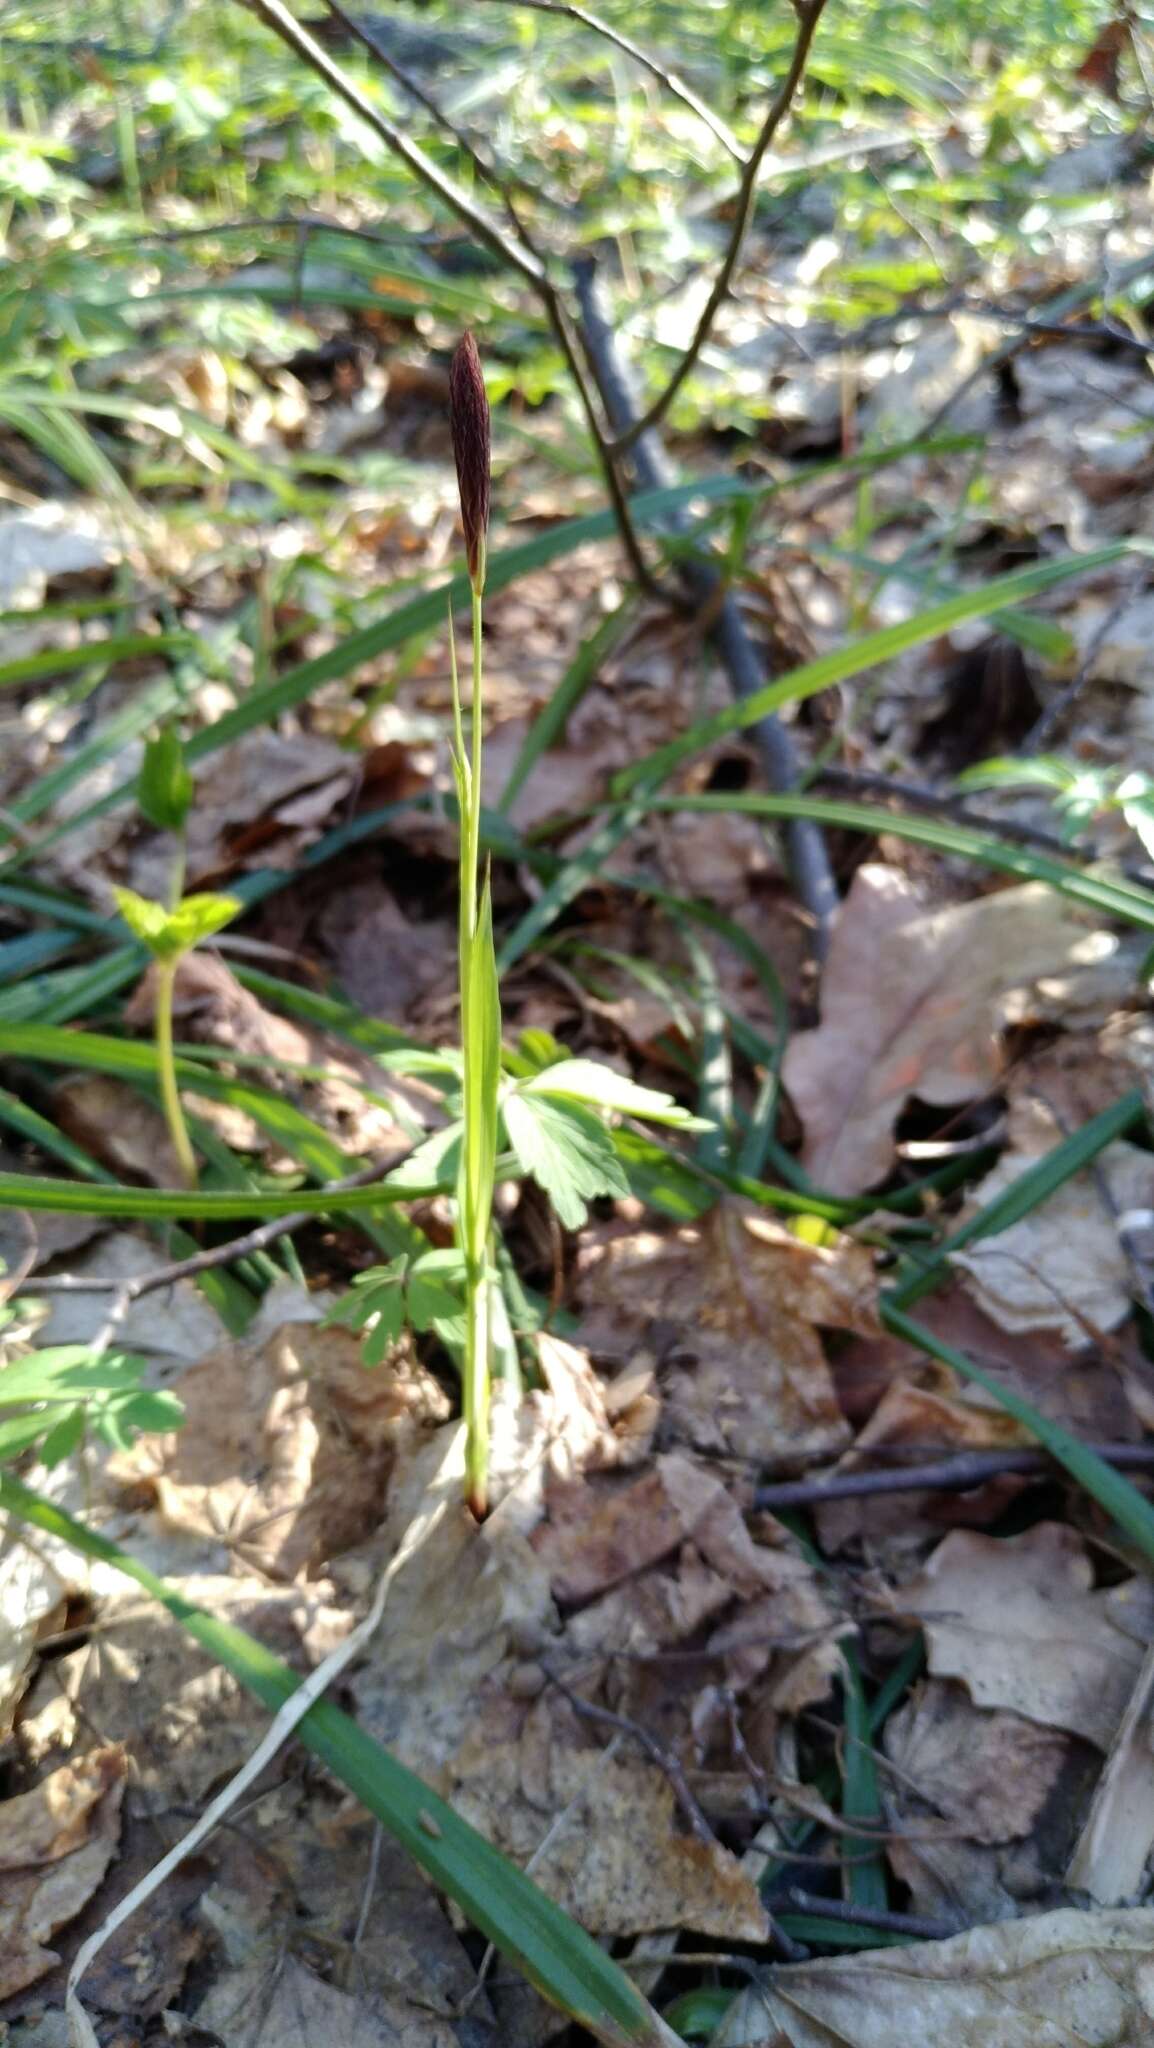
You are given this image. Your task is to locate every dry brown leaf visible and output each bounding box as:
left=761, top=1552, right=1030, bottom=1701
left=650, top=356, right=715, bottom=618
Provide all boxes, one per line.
left=196, top=1952, right=457, bottom=2048
left=0, top=1748, right=125, bottom=1874
left=0, top=1750, right=125, bottom=1999
left=314, top=874, right=454, bottom=1026
left=52, top=1075, right=184, bottom=1186
left=713, top=1907, right=1154, bottom=2046
left=781, top=864, right=1121, bottom=1193
left=452, top=1706, right=769, bottom=1941
left=67, top=1579, right=348, bottom=1811
left=1068, top=1643, right=1154, bottom=1905
left=130, top=729, right=356, bottom=895
left=123, top=951, right=422, bottom=1160
left=830, top=1280, right=1141, bottom=1446
left=952, top=1134, right=1154, bottom=1346
left=886, top=1679, right=1068, bottom=1846
left=349, top=1430, right=769, bottom=1942
left=34, top=1229, right=232, bottom=1368
left=112, top=1320, right=449, bottom=1577
left=901, top=1524, right=1150, bottom=1749
left=575, top=1207, right=870, bottom=1471
left=880, top=1678, right=1083, bottom=1926
left=814, top=1371, right=1030, bottom=1557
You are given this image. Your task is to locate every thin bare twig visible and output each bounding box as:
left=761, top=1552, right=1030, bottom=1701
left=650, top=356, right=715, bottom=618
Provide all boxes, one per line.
left=781, top=1888, right=958, bottom=1941
left=319, top=0, right=547, bottom=250
left=608, top=0, right=830, bottom=454
left=541, top=1661, right=715, bottom=1844
left=242, top=0, right=659, bottom=593
left=754, top=1442, right=1154, bottom=1511
left=245, top=0, right=544, bottom=282
left=13, top=1154, right=406, bottom=1305
left=919, top=249, right=1154, bottom=439
left=471, top=0, right=741, bottom=158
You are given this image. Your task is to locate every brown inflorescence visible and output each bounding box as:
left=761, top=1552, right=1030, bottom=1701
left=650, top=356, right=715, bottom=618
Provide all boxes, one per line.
left=449, top=330, right=491, bottom=592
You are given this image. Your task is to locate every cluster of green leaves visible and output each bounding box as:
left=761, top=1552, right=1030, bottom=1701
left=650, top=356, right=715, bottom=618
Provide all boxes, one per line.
left=325, top=1248, right=466, bottom=1362
left=959, top=753, right=1154, bottom=862
left=0, top=1329, right=182, bottom=1468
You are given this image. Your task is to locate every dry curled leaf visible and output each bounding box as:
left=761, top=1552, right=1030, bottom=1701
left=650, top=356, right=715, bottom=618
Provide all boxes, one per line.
left=575, top=1206, right=870, bottom=1471
left=0, top=1748, right=126, bottom=1998
left=714, top=1906, right=1154, bottom=2047
left=901, top=1523, right=1151, bottom=1749
left=782, top=865, right=1122, bottom=1194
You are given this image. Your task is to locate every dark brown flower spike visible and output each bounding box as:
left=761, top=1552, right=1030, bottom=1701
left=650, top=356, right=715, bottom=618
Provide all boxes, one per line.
left=449, top=331, right=491, bottom=594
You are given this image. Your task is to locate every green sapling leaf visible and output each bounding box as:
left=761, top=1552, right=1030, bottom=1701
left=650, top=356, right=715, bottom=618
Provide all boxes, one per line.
left=504, top=1090, right=629, bottom=1230
left=521, top=1056, right=709, bottom=1128
left=139, top=726, right=194, bottom=833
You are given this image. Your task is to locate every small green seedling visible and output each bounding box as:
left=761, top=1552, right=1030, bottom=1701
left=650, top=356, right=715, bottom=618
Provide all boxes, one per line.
left=329, top=334, right=705, bottom=1519
left=959, top=753, right=1154, bottom=860
left=0, top=1275, right=183, bottom=1469
left=115, top=727, right=241, bottom=1190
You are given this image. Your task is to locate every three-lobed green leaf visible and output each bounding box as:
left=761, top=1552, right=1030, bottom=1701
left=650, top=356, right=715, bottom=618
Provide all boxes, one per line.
left=0, top=1343, right=184, bottom=1465
left=114, top=885, right=242, bottom=961
left=504, top=1090, right=630, bottom=1230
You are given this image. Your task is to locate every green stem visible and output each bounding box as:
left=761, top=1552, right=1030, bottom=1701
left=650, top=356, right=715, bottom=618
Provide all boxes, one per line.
left=471, top=582, right=484, bottom=879
left=459, top=573, right=496, bottom=1518
left=154, top=955, right=198, bottom=1190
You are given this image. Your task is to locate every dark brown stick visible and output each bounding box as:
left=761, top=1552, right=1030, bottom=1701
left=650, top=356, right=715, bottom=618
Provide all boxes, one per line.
left=781, top=1888, right=957, bottom=1941
left=12, top=1155, right=407, bottom=1303
left=754, top=1443, right=1154, bottom=1511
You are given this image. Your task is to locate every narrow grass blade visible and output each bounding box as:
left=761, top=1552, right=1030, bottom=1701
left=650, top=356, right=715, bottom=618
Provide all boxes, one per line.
left=498, top=603, right=631, bottom=813
left=497, top=805, right=645, bottom=971
left=839, top=1647, right=888, bottom=1913
left=888, top=1090, right=1146, bottom=1308
left=0, top=632, right=189, bottom=692
left=881, top=1303, right=1154, bottom=1569
left=682, top=929, right=731, bottom=1172
left=0, top=1171, right=441, bottom=1219
left=0, top=1475, right=677, bottom=2048
left=614, top=546, right=1146, bottom=795
left=640, top=793, right=1154, bottom=937
left=0, top=446, right=972, bottom=868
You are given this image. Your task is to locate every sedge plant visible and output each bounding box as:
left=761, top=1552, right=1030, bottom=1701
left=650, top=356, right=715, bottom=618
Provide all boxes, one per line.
left=328, top=336, right=705, bottom=1516
left=113, top=727, right=241, bottom=1191
left=448, top=331, right=502, bottom=1520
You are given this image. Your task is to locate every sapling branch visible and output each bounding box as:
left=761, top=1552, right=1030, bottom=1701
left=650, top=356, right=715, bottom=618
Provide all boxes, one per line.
left=605, top=0, right=831, bottom=453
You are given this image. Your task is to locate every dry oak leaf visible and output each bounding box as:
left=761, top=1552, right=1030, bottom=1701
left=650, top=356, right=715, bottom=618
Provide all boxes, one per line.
left=885, top=1678, right=1069, bottom=1846
left=781, top=864, right=1122, bottom=1193
left=575, top=1206, right=873, bottom=1471
left=112, top=1320, right=448, bottom=1578
left=901, top=1523, right=1150, bottom=1749
left=881, top=1678, right=1080, bottom=1928
left=449, top=1689, right=769, bottom=1942
left=0, top=1747, right=126, bottom=1998
left=69, top=1580, right=347, bottom=1812
left=952, top=1135, right=1154, bottom=1346
left=348, top=1431, right=768, bottom=1943
left=813, top=1368, right=1029, bottom=1558
left=196, top=1951, right=458, bottom=2048
left=713, top=1906, right=1154, bottom=2047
